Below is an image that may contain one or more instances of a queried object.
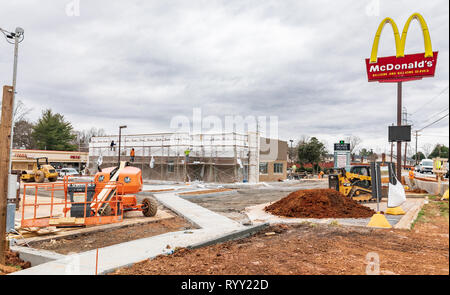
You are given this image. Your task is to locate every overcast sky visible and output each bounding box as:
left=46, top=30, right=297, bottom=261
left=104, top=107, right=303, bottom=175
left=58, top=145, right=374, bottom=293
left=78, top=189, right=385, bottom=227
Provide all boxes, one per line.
left=1, top=0, right=448, bottom=155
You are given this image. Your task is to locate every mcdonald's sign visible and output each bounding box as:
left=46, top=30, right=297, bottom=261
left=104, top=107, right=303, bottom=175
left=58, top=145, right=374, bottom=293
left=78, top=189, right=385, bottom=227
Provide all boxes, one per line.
left=365, top=13, right=438, bottom=82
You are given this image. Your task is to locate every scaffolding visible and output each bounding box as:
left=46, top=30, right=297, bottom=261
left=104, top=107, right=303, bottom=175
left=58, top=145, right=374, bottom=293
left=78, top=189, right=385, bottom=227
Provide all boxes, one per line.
left=89, top=132, right=260, bottom=183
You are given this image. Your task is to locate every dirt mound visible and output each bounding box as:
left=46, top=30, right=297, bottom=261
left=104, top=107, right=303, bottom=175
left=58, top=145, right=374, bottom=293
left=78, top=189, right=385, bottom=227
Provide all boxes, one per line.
left=0, top=251, right=31, bottom=275
left=406, top=188, right=428, bottom=194
left=264, top=189, right=375, bottom=218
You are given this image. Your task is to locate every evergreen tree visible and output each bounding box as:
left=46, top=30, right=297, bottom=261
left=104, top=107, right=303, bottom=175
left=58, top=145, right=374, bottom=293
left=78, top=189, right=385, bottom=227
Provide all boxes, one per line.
left=297, top=137, right=328, bottom=173
left=32, top=109, right=77, bottom=151
left=429, top=144, right=449, bottom=159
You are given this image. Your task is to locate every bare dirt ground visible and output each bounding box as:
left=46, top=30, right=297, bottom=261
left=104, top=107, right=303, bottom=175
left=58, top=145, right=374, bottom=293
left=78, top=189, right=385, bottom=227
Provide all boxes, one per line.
left=112, top=198, right=449, bottom=275
left=185, top=180, right=327, bottom=222
left=0, top=251, right=32, bottom=275
left=31, top=216, right=193, bottom=255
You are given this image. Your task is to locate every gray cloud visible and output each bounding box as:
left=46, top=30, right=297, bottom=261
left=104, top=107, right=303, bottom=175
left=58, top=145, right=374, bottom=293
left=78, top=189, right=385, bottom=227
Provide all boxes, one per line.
left=0, top=0, right=448, bottom=155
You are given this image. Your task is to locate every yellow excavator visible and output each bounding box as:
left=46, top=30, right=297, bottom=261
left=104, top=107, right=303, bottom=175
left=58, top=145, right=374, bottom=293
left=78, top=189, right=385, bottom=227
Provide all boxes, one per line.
left=20, top=157, right=59, bottom=183
left=328, top=165, right=379, bottom=202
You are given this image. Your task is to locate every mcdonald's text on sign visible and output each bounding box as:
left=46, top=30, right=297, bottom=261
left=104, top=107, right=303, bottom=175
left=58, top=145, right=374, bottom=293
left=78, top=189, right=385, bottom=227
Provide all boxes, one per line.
left=365, top=51, right=438, bottom=82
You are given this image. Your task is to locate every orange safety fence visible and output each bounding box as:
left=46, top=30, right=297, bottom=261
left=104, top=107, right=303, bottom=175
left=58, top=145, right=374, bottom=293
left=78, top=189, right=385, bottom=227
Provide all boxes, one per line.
left=21, top=176, right=126, bottom=228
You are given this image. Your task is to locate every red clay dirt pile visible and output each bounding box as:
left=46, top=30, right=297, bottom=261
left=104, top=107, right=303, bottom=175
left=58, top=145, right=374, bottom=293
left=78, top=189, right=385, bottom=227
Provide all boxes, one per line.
left=265, top=189, right=375, bottom=218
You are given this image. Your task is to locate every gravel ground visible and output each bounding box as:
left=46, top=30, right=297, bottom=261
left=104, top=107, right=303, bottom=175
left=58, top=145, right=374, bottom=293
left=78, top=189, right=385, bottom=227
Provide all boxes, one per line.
left=184, top=180, right=328, bottom=223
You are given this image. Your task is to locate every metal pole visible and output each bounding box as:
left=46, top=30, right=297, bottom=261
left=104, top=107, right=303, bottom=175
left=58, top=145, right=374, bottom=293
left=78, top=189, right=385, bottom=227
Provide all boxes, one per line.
left=390, top=142, right=393, bottom=163
left=118, top=128, right=121, bottom=165
left=8, top=29, right=21, bottom=174
left=397, top=82, right=402, bottom=183
left=404, top=142, right=407, bottom=167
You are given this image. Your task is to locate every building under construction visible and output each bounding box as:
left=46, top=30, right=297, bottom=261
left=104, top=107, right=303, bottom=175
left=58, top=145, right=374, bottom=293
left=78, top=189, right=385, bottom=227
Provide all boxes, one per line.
left=88, top=132, right=287, bottom=183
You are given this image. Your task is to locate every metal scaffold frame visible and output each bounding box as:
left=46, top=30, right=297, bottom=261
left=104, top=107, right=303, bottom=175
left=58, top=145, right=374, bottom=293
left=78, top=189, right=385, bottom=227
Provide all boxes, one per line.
left=89, top=132, right=260, bottom=183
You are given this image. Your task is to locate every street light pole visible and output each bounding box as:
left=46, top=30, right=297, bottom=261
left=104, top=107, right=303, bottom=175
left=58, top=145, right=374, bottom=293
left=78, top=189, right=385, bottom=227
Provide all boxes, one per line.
left=1, top=27, right=24, bottom=174
left=0, top=27, right=23, bottom=264
left=118, top=125, right=127, bottom=165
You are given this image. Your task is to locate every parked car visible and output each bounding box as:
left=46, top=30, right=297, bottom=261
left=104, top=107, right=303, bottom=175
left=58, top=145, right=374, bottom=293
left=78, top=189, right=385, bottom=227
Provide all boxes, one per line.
left=418, top=159, right=434, bottom=174
left=59, top=168, right=79, bottom=177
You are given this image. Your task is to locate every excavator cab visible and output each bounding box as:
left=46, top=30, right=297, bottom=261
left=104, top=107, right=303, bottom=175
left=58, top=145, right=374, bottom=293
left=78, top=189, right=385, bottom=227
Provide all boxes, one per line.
left=328, top=165, right=376, bottom=202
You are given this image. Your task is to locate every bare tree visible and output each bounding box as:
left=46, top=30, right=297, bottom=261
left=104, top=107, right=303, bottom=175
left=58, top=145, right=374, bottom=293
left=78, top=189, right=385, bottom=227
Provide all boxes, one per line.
left=13, top=119, right=35, bottom=149
left=346, top=135, right=362, bottom=155
left=1, top=99, right=32, bottom=123
left=13, top=99, right=33, bottom=123
left=74, top=127, right=106, bottom=152
left=421, top=143, right=433, bottom=158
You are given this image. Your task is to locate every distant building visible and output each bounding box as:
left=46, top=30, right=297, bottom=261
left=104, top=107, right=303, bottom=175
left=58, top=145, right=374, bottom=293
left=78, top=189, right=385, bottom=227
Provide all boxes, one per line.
left=11, top=149, right=88, bottom=172
left=89, top=132, right=287, bottom=183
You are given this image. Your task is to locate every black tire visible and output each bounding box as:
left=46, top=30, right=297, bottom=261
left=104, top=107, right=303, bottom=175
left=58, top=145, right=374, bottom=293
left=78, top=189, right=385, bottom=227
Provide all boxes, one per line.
left=35, top=171, right=45, bottom=183
left=142, top=198, right=158, bottom=217
left=48, top=177, right=57, bottom=182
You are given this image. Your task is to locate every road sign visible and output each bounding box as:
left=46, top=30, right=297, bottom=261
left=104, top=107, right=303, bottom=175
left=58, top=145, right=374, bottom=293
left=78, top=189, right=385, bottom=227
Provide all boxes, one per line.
left=334, top=143, right=350, bottom=151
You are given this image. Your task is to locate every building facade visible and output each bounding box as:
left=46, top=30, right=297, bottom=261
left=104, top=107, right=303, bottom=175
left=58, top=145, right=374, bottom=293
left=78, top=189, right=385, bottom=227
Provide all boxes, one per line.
left=259, top=138, right=288, bottom=182
left=88, top=132, right=287, bottom=183
left=11, top=149, right=89, bottom=172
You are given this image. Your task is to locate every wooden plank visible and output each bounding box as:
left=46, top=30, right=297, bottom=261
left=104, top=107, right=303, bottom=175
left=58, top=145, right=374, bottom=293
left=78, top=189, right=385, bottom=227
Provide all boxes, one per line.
left=0, top=86, right=14, bottom=265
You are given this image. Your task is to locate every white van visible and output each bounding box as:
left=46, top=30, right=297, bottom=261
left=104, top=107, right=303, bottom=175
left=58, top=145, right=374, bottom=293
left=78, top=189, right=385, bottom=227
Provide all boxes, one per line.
left=59, top=168, right=80, bottom=177
left=418, top=159, right=434, bottom=174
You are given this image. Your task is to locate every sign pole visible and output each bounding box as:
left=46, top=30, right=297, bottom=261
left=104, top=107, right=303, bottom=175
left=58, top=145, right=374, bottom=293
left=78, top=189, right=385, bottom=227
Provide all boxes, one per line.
left=397, top=82, right=403, bottom=183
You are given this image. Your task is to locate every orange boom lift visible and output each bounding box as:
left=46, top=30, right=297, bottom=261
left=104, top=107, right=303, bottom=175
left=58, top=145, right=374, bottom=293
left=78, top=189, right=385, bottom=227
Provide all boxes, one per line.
left=21, top=161, right=158, bottom=228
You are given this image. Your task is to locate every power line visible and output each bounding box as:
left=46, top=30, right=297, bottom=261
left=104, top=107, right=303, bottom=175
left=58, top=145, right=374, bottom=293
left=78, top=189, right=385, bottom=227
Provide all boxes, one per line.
left=411, top=86, right=449, bottom=115
left=418, top=113, right=449, bottom=131
left=417, top=106, right=450, bottom=126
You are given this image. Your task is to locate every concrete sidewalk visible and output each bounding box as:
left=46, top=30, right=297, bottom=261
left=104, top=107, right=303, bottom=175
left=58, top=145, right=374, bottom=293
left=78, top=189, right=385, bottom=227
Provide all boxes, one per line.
left=12, top=190, right=263, bottom=275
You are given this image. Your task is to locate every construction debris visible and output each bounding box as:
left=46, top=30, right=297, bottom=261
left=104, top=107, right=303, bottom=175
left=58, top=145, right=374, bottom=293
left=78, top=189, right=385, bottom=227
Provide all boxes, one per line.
left=264, top=189, right=376, bottom=218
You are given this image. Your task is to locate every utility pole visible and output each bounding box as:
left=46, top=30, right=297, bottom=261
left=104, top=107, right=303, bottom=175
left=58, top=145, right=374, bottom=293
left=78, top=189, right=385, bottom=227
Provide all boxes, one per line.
left=0, top=86, right=14, bottom=264
left=289, top=139, right=294, bottom=163
left=415, top=130, right=420, bottom=165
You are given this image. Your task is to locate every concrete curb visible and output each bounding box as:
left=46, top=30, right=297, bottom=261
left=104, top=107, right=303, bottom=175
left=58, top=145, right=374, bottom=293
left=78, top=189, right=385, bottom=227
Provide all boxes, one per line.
left=394, top=199, right=425, bottom=230
left=11, top=246, right=67, bottom=267
left=406, top=177, right=449, bottom=196
left=188, top=223, right=269, bottom=249
left=179, top=190, right=237, bottom=199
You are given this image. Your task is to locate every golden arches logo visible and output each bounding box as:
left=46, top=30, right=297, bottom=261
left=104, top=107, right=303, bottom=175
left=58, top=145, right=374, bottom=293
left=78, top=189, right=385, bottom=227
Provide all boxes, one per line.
left=370, top=13, right=433, bottom=63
